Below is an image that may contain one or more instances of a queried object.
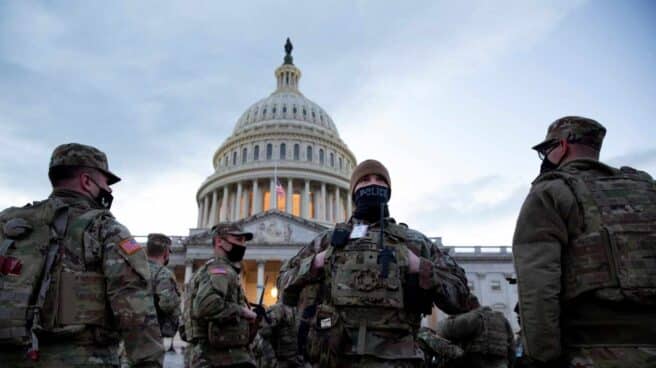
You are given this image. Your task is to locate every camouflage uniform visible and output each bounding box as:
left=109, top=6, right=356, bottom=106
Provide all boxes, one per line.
left=148, top=259, right=181, bottom=339
left=188, top=253, right=255, bottom=368
left=282, top=220, right=472, bottom=368
left=436, top=306, right=515, bottom=368
left=513, top=117, right=656, bottom=368
left=416, top=327, right=464, bottom=368
left=0, top=143, right=164, bottom=367
left=258, top=303, right=303, bottom=368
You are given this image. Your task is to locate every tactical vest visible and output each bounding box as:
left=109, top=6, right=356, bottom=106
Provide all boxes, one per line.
left=464, top=307, right=510, bottom=358
left=150, top=263, right=180, bottom=338
left=0, top=198, right=108, bottom=347
left=538, top=165, right=656, bottom=303
left=314, top=221, right=420, bottom=361
left=180, top=259, right=211, bottom=342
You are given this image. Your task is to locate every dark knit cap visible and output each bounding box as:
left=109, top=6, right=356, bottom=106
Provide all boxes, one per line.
left=350, top=159, right=391, bottom=200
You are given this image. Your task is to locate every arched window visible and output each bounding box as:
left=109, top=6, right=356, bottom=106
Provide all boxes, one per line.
left=293, top=144, right=300, bottom=160
left=266, top=144, right=273, bottom=160
left=242, top=148, right=247, bottom=164
left=339, top=157, right=343, bottom=170
left=280, top=143, right=286, bottom=160
left=254, top=145, right=260, bottom=161
left=306, top=146, right=313, bottom=162
left=223, top=156, right=228, bottom=167
left=232, top=151, right=237, bottom=166
left=319, top=149, right=324, bottom=165
left=330, top=152, right=334, bottom=167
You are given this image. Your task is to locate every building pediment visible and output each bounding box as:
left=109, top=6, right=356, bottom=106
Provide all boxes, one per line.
left=237, top=209, right=328, bottom=246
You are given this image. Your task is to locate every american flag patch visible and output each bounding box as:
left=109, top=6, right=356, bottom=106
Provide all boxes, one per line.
left=210, top=267, right=227, bottom=275
left=118, top=238, right=142, bottom=255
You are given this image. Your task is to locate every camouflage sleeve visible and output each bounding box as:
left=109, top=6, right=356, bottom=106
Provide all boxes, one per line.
left=512, top=179, right=580, bottom=363
left=192, top=270, right=242, bottom=323
left=280, top=230, right=331, bottom=306
left=435, top=309, right=481, bottom=341
left=155, top=268, right=181, bottom=317
left=407, top=229, right=472, bottom=314
left=100, top=218, right=164, bottom=367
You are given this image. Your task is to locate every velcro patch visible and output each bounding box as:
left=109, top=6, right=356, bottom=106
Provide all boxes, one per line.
left=210, top=267, right=227, bottom=275
left=118, top=238, right=142, bottom=255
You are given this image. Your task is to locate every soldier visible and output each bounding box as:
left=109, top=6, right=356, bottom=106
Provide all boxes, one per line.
left=436, top=296, right=515, bottom=368
left=0, top=143, right=164, bottom=367
left=186, top=223, right=258, bottom=368
left=146, top=233, right=181, bottom=344
left=258, top=275, right=303, bottom=368
left=281, top=159, right=472, bottom=367
left=513, top=116, right=656, bottom=367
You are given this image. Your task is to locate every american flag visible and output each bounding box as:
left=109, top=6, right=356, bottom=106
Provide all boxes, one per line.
left=275, top=180, right=285, bottom=197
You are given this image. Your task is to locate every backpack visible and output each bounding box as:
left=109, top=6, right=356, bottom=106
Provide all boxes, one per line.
left=151, top=264, right=181, bottom=337
left=0, top=199, right=67, bottom=347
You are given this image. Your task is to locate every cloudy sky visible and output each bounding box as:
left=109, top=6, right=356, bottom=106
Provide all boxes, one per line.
left=1, top=1, right=655, bottom=245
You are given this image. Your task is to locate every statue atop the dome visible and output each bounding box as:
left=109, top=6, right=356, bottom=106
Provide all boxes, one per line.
left=284, top=38, right=294, bottom=65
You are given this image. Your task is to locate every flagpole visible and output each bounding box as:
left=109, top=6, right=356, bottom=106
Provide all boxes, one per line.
left=273, top=160, right=278, bottom=209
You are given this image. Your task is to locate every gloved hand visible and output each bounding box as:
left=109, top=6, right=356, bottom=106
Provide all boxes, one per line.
left=252, top=304, right=271, bottom=323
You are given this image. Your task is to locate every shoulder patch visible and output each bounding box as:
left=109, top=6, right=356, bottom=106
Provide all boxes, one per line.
left=210, top=267, right=227, bottom=275
left=118, top=238, right=142, bottom=255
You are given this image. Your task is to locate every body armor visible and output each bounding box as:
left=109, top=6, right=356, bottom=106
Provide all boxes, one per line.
left=538, top=164, right=656, bottom=303
left=0, top=198, right=109, bottom=347
left=309, top=221, right=420, bottom=362
left=464, top=307, right=510, bottom=358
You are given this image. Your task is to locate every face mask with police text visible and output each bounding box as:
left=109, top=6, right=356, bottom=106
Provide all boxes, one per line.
left=353, top=185, right=390, bottom=222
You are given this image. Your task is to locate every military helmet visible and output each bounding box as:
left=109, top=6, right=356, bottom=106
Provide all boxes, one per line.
left=211, top=222, right=253, bottom=241
left=49, top=143, right=121, bottom=184
left=532, top=116, right=606, bottom=152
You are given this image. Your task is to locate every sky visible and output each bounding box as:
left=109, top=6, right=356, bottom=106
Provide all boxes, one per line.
left=1, top=1, right=655, bottom=245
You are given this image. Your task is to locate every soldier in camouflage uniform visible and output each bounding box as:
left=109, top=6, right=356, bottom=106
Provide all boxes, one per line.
left=258, top=275, right=303, bottom=368
left=281, top=159, right=473, bottom=368
left=513, top=116, right=656, bottom=368
left=146, top=233, right=181, bottom=342
left=436, top=296, right=515, bottom=368
left=0, top=143, right=164, bottom=367
left=186, top=223, right=258, bottom=368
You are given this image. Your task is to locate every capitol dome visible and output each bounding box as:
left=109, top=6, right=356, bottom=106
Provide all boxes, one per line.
left=196, top=39, right=356, bottom=228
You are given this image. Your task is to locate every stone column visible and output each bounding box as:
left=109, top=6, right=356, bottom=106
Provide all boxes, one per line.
left=313, top=185, right=320, bottom=220
left=208, top=190, right=218, bottom=226
left=252, top=179, right=261, bottom=213
left=196, top=200, right=203, bottom=228
left=327, top=192, right=334, bottom=223
left=184, top=259, right=193, bottom=284
left=302, top=180, right=310, bottom=219
left=286, top=178, right=293, bottom=213
left=203, top=195, right=210, bottom=228
left=320, top=183, right=327, bottom=221
left=257, top=261, right=265, bottom=301
left=243, top=187, right=251, bottom=217
left=335, top=186, right=341, bottom=222
left=235, top=182, right=243, bottom=219
left=220, top=186, right=229, bottom=222
left=270, top=178, right=276, bottom=210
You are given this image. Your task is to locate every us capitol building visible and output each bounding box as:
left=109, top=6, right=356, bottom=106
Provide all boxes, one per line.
left=157, top=40, right=518, bottom=330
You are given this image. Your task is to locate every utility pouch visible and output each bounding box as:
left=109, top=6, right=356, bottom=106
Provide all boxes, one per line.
left=307, top=304, right=343, bottom=366
left=208, top=318, right=250, bottom=349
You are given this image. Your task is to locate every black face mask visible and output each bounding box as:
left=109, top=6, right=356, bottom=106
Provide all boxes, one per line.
left=539, top=157, right=560, bottom=174
left=224, top=242, right=246, bottom=263
left=89, top=177, right=114, bottom=210
left=353, top=185, right=390, bottom=223
left=163, top=255, right=170, bottom=266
